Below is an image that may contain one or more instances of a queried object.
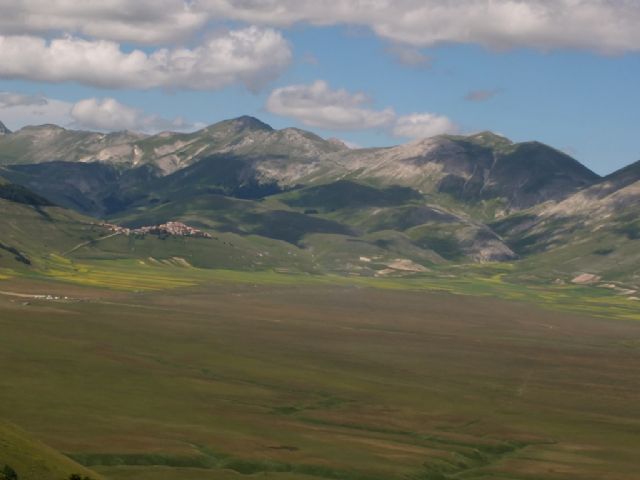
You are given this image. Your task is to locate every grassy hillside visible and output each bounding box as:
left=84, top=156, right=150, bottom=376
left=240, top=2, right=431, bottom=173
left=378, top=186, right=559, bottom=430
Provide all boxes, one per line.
left=109, top=180, right=516, bottom=269
left=0, top=421, right=102, bottom=480
left=0, top=177, right=54, bottom=206
left=0, top=196, right=98, bottom=270
left=278, top=180, right=423, bottom=212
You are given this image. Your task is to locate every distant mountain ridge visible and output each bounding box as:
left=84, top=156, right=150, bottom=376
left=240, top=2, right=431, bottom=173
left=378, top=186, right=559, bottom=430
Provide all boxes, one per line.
left=0, top=116, right=600, bottom=213
left=0, top=115, right=638, bottom=287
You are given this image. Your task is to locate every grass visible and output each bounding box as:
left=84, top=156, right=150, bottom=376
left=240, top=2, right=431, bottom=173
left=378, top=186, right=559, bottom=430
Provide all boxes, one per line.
left=2, top=195, right=640, bottom=479
left=0, top=421, right=103, bottom=480
left=7, top=255, right=639, bottom=321
left=1, top=269, right=640, bottom=479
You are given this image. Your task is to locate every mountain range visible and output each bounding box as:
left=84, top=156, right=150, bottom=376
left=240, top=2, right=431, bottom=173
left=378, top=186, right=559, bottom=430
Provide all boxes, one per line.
left=0, top=116, right=638, bottom=291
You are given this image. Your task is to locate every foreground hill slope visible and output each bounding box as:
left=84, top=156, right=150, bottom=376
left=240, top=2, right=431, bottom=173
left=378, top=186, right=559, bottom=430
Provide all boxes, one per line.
left=0, top=420, right=103, bottom=480
left=0, top=177, right=96, bottom=269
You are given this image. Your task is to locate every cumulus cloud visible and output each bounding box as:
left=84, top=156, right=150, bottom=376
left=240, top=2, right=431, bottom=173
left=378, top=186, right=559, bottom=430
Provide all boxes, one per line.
left=0, top=91, right=73, bottom=129
left=266, top=81, right=456, bottom=138
left=0, top=27, right=291, bottom=91
left=0, top=0, right=207, bottom=44
left=392, top=113, right=458, bottom=139
left=2, top=1, right=639, bottom=54
left=69, top=98, right=201, bottom=132
left=202, top=0, right=640, bottom=53
left=464, top=89, right=503, bottom=102
left=266, top=80, right=395, bottom=130
left=0, top=91, right=199, bottom=133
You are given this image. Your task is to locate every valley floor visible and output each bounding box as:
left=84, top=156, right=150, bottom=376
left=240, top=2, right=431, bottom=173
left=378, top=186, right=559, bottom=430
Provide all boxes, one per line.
left=1, top=272, right=639, bottom=480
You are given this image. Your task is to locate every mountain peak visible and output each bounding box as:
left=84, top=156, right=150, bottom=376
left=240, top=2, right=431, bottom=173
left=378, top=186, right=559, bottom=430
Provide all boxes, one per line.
left=211, top=115, right=274, bottom=133
left=466, top=130, right=513, bottom=147
left=0, top=120, right=11, bottom=135
left=198, top=116, right=274, bottom=139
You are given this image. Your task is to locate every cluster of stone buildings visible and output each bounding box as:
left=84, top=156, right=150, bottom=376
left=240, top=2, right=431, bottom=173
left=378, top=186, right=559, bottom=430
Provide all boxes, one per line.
left=101, top=221, right=212, bottom=239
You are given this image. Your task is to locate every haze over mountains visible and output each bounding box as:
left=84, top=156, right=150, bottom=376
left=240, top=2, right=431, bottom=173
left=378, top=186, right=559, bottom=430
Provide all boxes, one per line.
left=0, top=116, right=638, bottom=289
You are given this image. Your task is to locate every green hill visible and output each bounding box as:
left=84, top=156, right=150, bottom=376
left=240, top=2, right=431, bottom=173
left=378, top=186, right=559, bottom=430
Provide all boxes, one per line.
left=0, top=421, right=102, bottom=480
left=0, top=194, right=96, bottom=270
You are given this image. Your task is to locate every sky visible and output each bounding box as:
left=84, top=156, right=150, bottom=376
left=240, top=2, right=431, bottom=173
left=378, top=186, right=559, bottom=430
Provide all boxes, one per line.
left=0, top=1, right=638, bottom=175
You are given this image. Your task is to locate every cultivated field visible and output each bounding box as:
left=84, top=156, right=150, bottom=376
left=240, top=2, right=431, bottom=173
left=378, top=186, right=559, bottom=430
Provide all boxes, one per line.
left=1, top=273, right=639, bottom=480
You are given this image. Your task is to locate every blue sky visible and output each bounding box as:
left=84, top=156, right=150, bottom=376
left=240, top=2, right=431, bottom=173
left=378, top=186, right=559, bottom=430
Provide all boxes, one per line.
left=0, top=1, right=638, bottom=175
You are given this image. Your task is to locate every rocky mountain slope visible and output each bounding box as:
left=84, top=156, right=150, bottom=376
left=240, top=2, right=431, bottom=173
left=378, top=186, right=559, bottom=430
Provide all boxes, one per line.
left=489, top=160, right=640, bottom=285
left=0, top=117, right=598, bottom=213
left=308, top=132, right=599, bottom=211
left=0, top=124, right=146, bottom=166
left=0, top=116, right=344, bottom=173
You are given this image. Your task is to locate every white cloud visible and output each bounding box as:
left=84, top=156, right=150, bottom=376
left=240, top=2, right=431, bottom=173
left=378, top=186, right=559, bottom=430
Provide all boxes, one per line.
left=69, top=98, right=201, bottom=132
left=266, top=81, right=456, bottom=138
left=0, top=0, right=207, bottom=44
left=0, top=91, right=200, bottom=133
left=2, top=1, right=639, bottom=55
left=202, top=0, right=640, bottom=53
left=0, top=92, right=73, bottom=129
left=266, top=80, right=395, bottom=130
left=0, top=27, right=291, bottom=91
left=392, top=113, right=458, bottom=139
left=5, top=0, right=640, bottom=52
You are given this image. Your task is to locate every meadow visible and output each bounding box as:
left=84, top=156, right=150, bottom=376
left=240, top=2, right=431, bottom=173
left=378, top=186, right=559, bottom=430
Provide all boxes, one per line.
left=1, top=266, right=639, bottom=480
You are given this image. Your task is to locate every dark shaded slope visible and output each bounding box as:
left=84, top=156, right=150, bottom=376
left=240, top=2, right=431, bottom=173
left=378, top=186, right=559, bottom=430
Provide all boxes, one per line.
left=1, top=162, right=159, bottom=217
left=280, top=180, right=423, bottom=212
left=435, top=134, right=599, bottom=209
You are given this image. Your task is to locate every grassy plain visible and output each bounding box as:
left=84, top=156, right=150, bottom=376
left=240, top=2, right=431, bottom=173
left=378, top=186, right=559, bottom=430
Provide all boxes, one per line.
left=1, top=267, right=639, bottom=480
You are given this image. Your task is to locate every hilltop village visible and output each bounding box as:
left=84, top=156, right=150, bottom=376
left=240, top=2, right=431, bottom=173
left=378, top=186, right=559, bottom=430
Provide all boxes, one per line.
left=101, top=221, right=212, bottom=239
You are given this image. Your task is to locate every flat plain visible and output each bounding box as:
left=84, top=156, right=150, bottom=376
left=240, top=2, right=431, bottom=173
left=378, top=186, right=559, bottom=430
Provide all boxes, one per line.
left=1, top=271, right=639, bottom=480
